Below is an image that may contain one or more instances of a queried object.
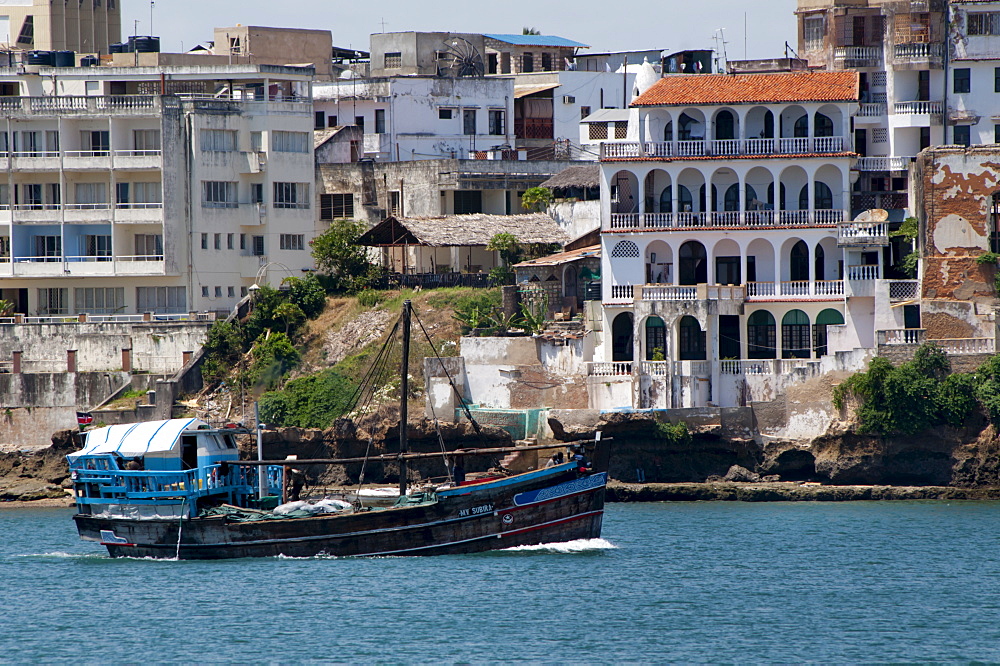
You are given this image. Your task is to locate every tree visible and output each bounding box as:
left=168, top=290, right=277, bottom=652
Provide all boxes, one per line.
left=522, top=27, right=541, bottom=35
left=486, top=232, right=522, bottom=285
left=310, top=218, right=379, bottom=293
left=891, top=216, right=919, bottom=277
left=274, top=302, right=305, bottom=335
left=0, top=299, right=13, bottom=316
left=521, top=186, right=552, bottom=212
left=283, top=273, right=327, bottom=318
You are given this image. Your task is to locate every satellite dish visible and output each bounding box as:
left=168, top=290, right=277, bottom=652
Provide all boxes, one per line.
left=439, top=37, right=485, bottom=78
left=853, top=208, right=889, bottom=223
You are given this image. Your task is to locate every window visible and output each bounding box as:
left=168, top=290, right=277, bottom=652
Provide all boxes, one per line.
left=541, top=52, right=552, bottom=71
left=782, top=310, right=812, bottom=359
left=747, top=310, right=777, bottom=360
left=228, top=286, right=235, bottom=298
left=954, top=125, right=971, bottom=146
left=133, top=181, right=161, bottom=204
left=272, top=131, right=309, bottom=153
left=202, top=286, right=209, bottom=297
left=580, top=106, right=591, bottom=120
left=453, top=190, right=482, bottom=214
left=34, top=235, right=61, bottom=261
left=315, top=111, right=326, bottom=130
left=37, top=288, right=67, bottom=315
left=201, top=234, right=208, bottom=251
left=614, top=121, right=628, bottom=139
left=489, top=109, right=505, bottom=135
left=678, top=316, right=706, bottom=361
left=249, top=131, right=262, bottom=152
left=214, top=233, right=221, bottom=250
left=200, top=129, right=237, bottom=152
left=589, top=123, right=608, bottom=140
left=463, top=109, right=477, bottom=135
left=995, top=124, right=1000, bottom=144
left=240, top=234, right=246, bottom=250
left=320, top=193, right=354, bottom=219
left=241, top=286, right=248, bottom=297
left=273, top=182, right=309, bottom=209
left=374, top=109, right=386, bottom=134
left=134, top=234, right=162, bottom=259
left=214, top=286, right=222, bottom=298
left=82, top=234, right=111, bottom=259
left=872, top=128, right=888, bottom=143
left=388, top=191, right=401, bottom=216
left=227, top=233, right=234, bottom=250
left=355, top=116, right=364, bottom=130
left=20, top=183, right=42, bottom=209
left=955, top=68, right=971, bottom=94
left=804, top=16, right=825, bottom=51
left=0, top=235, right=9, bottom=259
left=203, top=181, right=237, bottom=208
left=250, top=183, right=264, bottom=205
left=383, top=52, right=402, bottom=68
left=74, top=182, right=107, bottom=205
left=252, top=236, right=265, bottom=256
left=969, top=12, right=1000, bottom=36
left=280, top=234, right=305, bottom=250
left=439, top=108, right=453, bottom=120
left=996, top=67, right=1000, bottom=94
left=327, top=115, right=338, bottom=128
left=137, top=286, right=185, bottom=313
left=16, top=15, right=33, bottom=46
left=79, top=130, right=109, bottom=156
left=74, top=287, right=124, bottom=315
left=521, top=52, right=533, bottom=73
left=133, top=129, right=160, bottom=152
left=45, top=130, right=59, bottom=152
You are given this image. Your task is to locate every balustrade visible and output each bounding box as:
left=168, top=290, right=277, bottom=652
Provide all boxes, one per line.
left=894, top=100, right=943, bottom=115
left=641, top=285, right=696, bottom=301
left=928, top=337, right=996, bottom=355
left=587, top=362, right=633, bottom=376
left=605, top=209, right=844, bottom=231
left=878, top=328, right=925, bottom=345
left=601, top=136, right=849, bottom=161
left=847, top=264, right=880, bottom=281
left=639, top=361, right=669, bottom=376
left=609, top=284, right=634, bottom=301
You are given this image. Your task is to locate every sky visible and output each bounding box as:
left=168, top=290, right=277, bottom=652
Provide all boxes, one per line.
left=133, top=1, right=798, bottom=62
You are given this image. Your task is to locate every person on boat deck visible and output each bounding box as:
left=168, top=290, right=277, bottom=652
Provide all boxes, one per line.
left=570, top=445, right=590, bottom=470
left=125, top=458, right=143, bottom=471
left=451, top=457, right=466, bottom=485
left=287, top=468, right=306, bottom=502
left=545, top=452, right=564, bottom=468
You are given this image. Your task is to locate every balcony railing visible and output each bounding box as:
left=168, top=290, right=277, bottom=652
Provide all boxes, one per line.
left=847, top=264, right=881, bottom=281
left=834, top=46, right=882, bottom=68
left=601, top=136, right=847, bottom=160
left=641, top=285, right=697, bottom=301
left=608, top=284, right=634, bottom=303
left=745, top=280, right=844, bottom=300
left=640, top=361, right=669, bottom=377
left=514, top=118, right=554, bottom=140
left=854, top=156, right=913, bottom=172
left=894, top=100, right=943, bottom=116
left=838, top=221, right=889, bottom=246
left=878, top=328, right=925, bottom=346
left=851, top=192, right=908, bottom=211
left=893, top=42, right=943, bottom=62
left=720, top=359, right=817, bottom=375
left=0, top=95, right=161, bottom=116
left=587, top=361, right=632, bottom=377
left=607, top=209, right=847, bottom=231
left=855, top=103, right=887, bottom=118
left=929, top=337, right=996, bottom=355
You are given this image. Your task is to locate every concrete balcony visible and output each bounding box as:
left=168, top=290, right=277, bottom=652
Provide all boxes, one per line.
left=606, top=209, right=847, bottom=231
left=854, top=103, right=887, bottom=124
left=853, top=156, right=913, bottom=172
left=720, top=359, right=817, bottom=375
left=112, top=150, right=162, bottom=170
left=606, top=284, right=634, bottom=304
left=601, top=136, right=848, bottom=160
left=838, top=221, right=889, bottom=246
left=892, top=42, right=944, bottom=68
left=0, top=95, right=161, bottom=117
left=834, top=46, right=882, bottom=69
left=114, top=204, right=164, bottom=223
left=745, top=280, right=844, bottom=301
left=0, top=255, right=165, bottom=277
left=10, top=204, right=62, bottom=223
left=63, top=151, right=112, bottom=170
left=10, top=152, right=61, bottom=170
left=892, top=101, right=943, bottom=127
left=64, top=204, right=113, bottom=223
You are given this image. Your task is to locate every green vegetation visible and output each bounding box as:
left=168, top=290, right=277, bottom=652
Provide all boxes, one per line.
left=976, top=251, right=1000, bottom=266
left=450, top=289, right=502, bottom=334
left=259, top=368, right=358, bottom=429
left=521, top=186, right=553, bottom=212
left=891, top=217, right=920, bottom=278
left=248, top=333, right=300, bottom=390
left=310, top=218, right=381, bottom=293
left=834, top=343, right=983, bottom=436
left=201, top=320, right=244, bottom=385
left=0, top=299, right=13, bottom=316
left=656, top=421, right=691, bottom=444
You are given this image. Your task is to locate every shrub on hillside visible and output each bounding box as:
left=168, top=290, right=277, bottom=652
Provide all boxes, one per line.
left=258, top=368, right=358, bottom=429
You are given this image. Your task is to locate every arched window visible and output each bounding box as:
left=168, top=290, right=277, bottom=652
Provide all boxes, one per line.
left=782, top=309, right=811, bottom=359
left=793, top=115, right=809, bottom=138
left=612, top=312, right=634, bottom=362
left=679, top=113, right=700, bottom=140
left=815, top=244, right=826, bottom=281
left=814, top=182, right=833, bottom=209
left=645, top=316, right=666, bottom=360
left=798, top=185, right=809, bottom=211
left=679, top=241, right=707, bottom=285
left=611, top=240, right=640, bottom=258
left=747, top=310, right=776, bottom=359
left=813, top=308, right=844, bottom=357
left=659, top=185, right=672, bottom=213
left=814, top=113, right=834, bottom=137
left=790, top=240, right=809, bottom=281
left=716, top=110, right=736, bottom=140
left=664, top=121, right=673, bottom=142
left=762, top=110, right=774, bottom=138
left=699, top=184, right=717, bottom=212
left=679, top=316, right=706, bottom=361
left=724, top=184, right=758, bottom=212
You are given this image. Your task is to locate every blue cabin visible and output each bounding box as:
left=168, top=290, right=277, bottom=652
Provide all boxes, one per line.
left=67, top=418, right=282, bottom=518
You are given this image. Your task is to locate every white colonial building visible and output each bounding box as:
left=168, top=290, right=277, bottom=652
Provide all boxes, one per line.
left=593, top=70, right=909, bottom=410
left=0, top=63, right=316, bottom=316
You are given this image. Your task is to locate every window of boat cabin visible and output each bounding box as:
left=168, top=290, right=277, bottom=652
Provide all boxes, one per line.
left=181, top=435, right=198, bottom=469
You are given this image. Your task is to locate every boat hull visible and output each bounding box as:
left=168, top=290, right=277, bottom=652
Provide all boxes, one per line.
left=73, top=469, right=606, bottom=559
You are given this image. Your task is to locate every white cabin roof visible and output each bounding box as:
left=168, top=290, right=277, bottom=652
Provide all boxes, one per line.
left=68, top=418, right=207, bottom=460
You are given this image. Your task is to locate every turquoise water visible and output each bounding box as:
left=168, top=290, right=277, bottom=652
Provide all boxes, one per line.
left=3, top=501, right=1000, bottom=662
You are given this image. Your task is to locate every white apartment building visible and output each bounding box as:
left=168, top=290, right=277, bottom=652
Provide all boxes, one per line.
left=0, top=63, right=316, bottom=316
left=313, top=75, right=515, bottom=162
left=593, top=71, right=906, bottom=410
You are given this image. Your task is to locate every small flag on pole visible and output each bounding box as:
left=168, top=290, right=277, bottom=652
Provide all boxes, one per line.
left=76, top=412, right=93, bottom=426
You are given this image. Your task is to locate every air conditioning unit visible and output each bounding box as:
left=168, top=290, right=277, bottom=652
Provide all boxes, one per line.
left=563, top=95, right=575, bottom=104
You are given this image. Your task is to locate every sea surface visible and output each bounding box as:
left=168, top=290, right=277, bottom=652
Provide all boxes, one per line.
left=3, top=501, right=1000, bottom=663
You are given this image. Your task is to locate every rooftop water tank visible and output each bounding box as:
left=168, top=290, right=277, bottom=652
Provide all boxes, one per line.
left=131, top=36, right=160, bottom=53
left=25, top=51, right=55, bottom=66
left=80, top=55, right=98, bottom=67
left=109, top=42, right=126, bottom=54
left=53, top=50, right=75, bottom=67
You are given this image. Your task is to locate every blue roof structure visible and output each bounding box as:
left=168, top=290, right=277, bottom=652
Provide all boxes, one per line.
left=483, top=34, right=589, bottom=48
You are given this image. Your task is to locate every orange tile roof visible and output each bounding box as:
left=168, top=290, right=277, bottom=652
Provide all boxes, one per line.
left=632, top=71, right=860, bottom=107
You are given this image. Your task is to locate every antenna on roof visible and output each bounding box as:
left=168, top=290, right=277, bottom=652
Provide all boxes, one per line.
left=713, top=28, right=729, bottom=74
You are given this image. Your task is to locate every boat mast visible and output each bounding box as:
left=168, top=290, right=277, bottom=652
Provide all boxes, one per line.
left=398, top=299, right=411, bottom=497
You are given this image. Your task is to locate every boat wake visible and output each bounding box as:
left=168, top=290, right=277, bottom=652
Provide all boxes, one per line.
left=17, top=551, right=108, bottom=560
left=502, top=538, right=617, bottom=553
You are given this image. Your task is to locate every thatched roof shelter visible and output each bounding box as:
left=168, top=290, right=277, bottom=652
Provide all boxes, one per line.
left=540, top=165, right=600, bottom=191
left=357, top=213, right=569, bottom=247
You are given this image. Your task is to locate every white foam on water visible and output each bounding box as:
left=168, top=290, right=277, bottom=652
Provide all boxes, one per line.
left=17, top=551, right=107, bottom=559
left=502, top=538, right=617, bottom=553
